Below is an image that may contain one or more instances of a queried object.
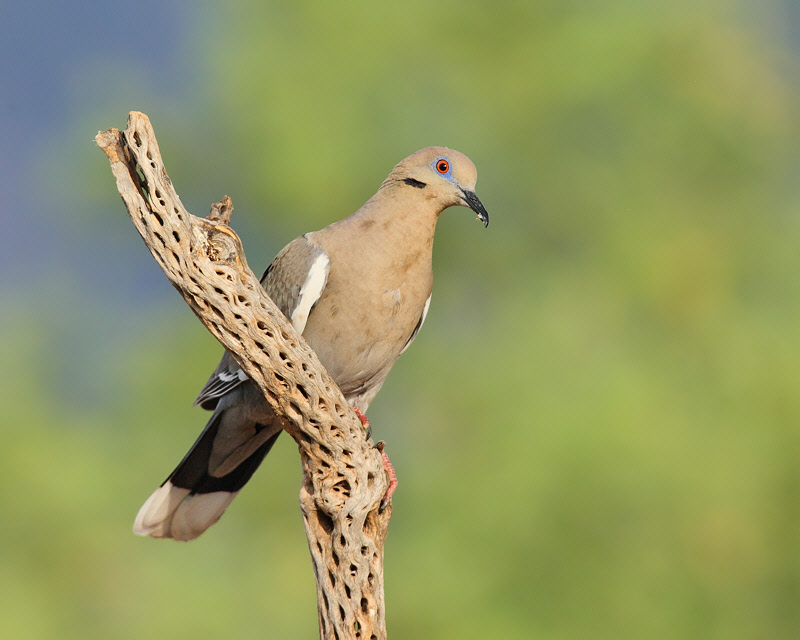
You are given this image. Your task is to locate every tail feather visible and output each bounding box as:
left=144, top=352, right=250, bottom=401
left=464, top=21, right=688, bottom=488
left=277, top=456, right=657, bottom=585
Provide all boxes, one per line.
left=134, top=406, right=282, bottom=541
left=134, top=482, right=238, bottom=541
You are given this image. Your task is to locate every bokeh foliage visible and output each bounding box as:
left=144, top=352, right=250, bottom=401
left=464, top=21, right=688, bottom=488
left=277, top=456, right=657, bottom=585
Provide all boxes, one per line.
left=3, top=1, right=799, bottom=638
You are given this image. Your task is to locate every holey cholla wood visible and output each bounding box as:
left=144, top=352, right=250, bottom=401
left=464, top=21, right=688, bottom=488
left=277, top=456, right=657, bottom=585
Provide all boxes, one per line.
left=96, top=112, right=390, bottom=640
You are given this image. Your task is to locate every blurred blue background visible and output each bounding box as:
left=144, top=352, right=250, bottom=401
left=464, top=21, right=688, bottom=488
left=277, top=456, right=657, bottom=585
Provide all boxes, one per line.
left=2, top=1, right=799, bottom=638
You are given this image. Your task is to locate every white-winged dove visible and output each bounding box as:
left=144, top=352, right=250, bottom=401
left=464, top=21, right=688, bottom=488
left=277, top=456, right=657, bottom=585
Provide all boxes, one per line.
left=134, top=147, right=488, bottom=540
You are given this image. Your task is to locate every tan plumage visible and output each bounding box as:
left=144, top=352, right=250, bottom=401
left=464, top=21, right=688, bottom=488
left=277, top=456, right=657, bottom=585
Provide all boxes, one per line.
left=134, top=147, right=488, bottom=540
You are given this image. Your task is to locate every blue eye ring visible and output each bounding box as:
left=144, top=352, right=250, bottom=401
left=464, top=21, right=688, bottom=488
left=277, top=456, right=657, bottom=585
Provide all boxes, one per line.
left=435, top=158, right=450, bottom=174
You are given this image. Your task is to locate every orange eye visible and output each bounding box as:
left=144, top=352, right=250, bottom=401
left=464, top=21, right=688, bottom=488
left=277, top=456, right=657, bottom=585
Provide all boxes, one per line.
left=436, top=159, right=449, bottom=174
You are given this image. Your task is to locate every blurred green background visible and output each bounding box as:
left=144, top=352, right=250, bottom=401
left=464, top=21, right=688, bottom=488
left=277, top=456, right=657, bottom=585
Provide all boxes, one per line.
left=2, top=1, right=799, bottom=638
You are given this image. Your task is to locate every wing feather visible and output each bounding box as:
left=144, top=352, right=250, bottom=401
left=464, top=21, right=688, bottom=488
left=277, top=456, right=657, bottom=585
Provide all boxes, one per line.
left=194, top=235, right=330, bottom=409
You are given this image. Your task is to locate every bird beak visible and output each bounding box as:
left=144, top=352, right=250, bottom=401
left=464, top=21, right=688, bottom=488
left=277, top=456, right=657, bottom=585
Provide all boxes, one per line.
left=460, top=189, right=489, bottom=228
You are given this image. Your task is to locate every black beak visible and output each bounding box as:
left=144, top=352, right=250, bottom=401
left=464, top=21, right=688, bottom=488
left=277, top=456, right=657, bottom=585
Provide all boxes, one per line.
left=460, top=188, right=489, bottom=228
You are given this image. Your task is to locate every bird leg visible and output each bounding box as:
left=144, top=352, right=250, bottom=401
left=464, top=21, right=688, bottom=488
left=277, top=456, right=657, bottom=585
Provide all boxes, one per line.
left=352, top=407, right=398, bottom=511
left=353, top=406, right=372, bottom=439
left=374, top=441, right=398, bottom=511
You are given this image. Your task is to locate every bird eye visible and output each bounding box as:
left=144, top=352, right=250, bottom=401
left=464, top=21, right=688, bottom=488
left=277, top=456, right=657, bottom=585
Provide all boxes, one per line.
left=436, top=159, right=449, bottom=174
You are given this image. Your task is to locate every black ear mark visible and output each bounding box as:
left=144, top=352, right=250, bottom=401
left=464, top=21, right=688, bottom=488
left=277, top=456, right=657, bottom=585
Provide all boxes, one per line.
left=403, top=178, right=427, bottom=189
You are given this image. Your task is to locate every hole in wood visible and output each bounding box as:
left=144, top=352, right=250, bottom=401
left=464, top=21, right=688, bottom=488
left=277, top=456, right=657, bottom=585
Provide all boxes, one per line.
left=317, top=510, right=334, bottom=535
left=209, top=304, right=224, bottom=320
left=360, top=598, right=369, bottom=614
left=274, top=372, right=288, bottom=389
left=152, top=211, right=164, bottom=226
left=333, top=482, right=350, bottom=497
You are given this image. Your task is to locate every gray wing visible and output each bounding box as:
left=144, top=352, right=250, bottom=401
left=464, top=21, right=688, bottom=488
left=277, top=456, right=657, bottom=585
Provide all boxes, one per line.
left=193, top=351, right=247, bottom=410
left=259, top=235, right=330, bottom=332
left=194, top=234, right=330, bottom=410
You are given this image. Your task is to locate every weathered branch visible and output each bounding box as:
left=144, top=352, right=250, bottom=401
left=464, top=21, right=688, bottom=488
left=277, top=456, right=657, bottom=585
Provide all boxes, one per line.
left=96, top=112, right=391, bottom=640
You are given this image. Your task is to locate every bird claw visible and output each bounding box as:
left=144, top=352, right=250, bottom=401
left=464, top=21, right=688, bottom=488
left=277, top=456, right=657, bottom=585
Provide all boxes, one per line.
left=374, top=441, right=397, bottom=512
left=353, top=406, right=372, bottom=440
left=352, top=410, right=396, bottom=511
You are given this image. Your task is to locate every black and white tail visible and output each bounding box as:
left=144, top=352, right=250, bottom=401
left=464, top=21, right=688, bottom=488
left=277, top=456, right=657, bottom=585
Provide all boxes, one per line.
left=134, top=385, right=282, bottom=541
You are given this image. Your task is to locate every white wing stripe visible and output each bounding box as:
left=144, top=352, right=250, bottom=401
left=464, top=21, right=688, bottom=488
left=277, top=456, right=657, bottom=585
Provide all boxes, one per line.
left=400, top=294, right=431, bottom=355
left=290, top=252, right=330, bottom=334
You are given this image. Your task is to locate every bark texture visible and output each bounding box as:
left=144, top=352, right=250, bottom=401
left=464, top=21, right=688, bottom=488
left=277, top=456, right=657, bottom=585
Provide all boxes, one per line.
left=96, top=112, right=391, bottom=640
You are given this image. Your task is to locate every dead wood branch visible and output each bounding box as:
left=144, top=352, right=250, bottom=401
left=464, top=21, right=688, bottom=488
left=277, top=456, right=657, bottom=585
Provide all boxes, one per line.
left=96, top=112, right=391, bottom=640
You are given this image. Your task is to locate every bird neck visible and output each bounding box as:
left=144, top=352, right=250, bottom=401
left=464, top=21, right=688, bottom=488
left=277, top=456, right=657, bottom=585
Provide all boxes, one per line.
left=355, top=187, right=440, bottom=249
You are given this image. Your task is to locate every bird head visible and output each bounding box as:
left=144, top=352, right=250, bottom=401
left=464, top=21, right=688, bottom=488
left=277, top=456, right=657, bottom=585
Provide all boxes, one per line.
left=393, top=146, right=489, bottom=228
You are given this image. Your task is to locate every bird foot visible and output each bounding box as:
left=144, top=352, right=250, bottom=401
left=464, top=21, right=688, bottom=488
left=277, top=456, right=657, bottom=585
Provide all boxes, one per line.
left=353, top=406, right=372, bottom=440
left=352, top=407, right=396, bottom=511
left=374, top=440, right=398, bottom=511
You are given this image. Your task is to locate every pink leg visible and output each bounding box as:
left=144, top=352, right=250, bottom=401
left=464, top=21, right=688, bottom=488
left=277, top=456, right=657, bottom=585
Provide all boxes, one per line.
left=353, top=407, right=370, bottom=428
left=352, top=406, right=397, bottom=511
left=375, top=441, right=398, bottom=511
